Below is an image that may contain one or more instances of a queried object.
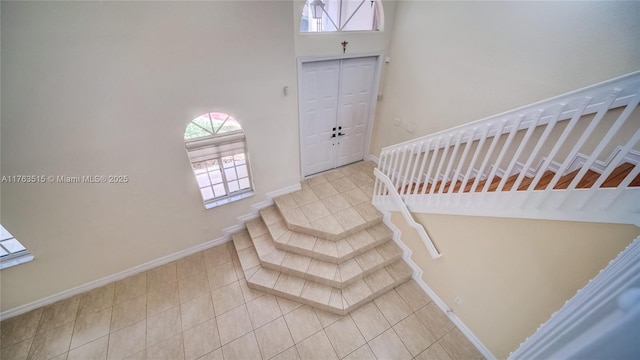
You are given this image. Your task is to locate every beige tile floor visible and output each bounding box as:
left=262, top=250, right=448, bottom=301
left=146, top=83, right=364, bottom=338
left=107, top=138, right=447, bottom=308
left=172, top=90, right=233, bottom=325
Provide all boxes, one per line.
left=0, top=241, right=483, bottom=360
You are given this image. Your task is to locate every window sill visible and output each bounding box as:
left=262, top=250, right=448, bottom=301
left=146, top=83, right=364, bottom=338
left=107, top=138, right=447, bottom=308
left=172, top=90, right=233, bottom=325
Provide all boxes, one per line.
left=0, top=253, right=34, bottom=270
left=204, top=191, right=255, bottom=209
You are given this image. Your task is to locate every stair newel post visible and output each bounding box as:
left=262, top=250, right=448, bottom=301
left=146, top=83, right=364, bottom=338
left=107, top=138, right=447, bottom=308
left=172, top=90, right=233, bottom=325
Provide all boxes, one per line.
left=421, top=137, right=442, bottom=196
left=471, top=120, right=507, bottom=193
left=558, top=88, right=640, bottom=210
left=450, top=129, right=475, bottom=196
left=539, top=89, right=620, bottom=209
left=506, top=104, right=565, bottom=195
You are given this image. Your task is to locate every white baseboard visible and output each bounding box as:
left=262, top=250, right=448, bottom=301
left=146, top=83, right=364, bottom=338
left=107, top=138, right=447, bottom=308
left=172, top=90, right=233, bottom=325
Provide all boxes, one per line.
left=380, top=211, right=497, bottom=360
left=367, top=154, right=380, bottom=164
left=0, top=183, right=301, bottom=321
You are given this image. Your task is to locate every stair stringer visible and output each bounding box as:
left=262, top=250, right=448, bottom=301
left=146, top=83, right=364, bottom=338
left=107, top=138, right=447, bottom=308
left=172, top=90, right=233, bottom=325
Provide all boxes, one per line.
left=376, top=188, right=640, bottom=227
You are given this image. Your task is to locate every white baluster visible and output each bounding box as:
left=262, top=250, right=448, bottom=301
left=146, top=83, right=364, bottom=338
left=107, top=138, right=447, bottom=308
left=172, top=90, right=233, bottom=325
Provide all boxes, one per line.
left=440, top=132, right=463, bottom=195
left=449, top=128, right=476, bottom=194
left=503, top=104, right=565, bottom=192
left=471, top=120, right=507, bottom=193
left=422, top=137, right=442, bottom=196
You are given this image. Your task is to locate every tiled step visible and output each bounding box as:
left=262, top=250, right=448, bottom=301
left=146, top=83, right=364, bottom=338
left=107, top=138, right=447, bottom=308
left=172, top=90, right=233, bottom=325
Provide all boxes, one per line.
left=272, top=163, right=380, bottom=241
left=241, top=220, right=404, bottom=288
left=259, top=205, right=393, bottom=264
left=232, top=232, right=413, bottom=315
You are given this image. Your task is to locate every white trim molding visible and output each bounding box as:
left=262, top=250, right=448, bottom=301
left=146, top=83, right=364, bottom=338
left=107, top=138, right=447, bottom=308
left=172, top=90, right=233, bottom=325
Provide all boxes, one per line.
left=0, top=183, right=301, bottom=321
left=509, top=236, right=640, bottom=359
left=380, top=211, right=497, bottom=360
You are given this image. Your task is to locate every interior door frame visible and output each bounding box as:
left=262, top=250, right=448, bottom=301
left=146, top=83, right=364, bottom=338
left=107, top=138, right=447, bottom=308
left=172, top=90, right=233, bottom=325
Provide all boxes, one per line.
left=297, top=52, right=384, bottom=180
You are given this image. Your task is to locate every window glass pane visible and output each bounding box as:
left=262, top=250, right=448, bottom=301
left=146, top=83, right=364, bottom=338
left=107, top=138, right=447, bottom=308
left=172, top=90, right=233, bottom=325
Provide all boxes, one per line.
left=0, top=226, right=13, bottom=241
left=239, top=178, right=251, bottom=190
left=236, top=165, right=248, bottom=178
left=209, top=170, right=223, bottom=184
left=212, top=184, right=227, bottom=197
left=196, top=173, right=211, bottom=187
left=218, top=120, right=242, bottom=133
left=234, top=153, right=246, bottom=165
left=0, top=247, right=8, bottom=257
left=225, top=167, right=237, bottom=181
left=228, top=180, right=240, bottom=193
left=205, top=160, right=219, bottom=171
left=185, top=115, right=214, bottom=139
left=222, top=156, right=235, bottom=169
left=200, top=187, right=214, bottom=201
left=193, top=163, right=207, bottom=175
left=1, top=239, right=26, bottom=253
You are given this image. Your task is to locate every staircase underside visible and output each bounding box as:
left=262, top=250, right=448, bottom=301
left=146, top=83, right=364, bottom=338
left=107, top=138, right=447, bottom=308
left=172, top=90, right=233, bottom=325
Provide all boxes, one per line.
left=232, top=161, right=413, bottom=315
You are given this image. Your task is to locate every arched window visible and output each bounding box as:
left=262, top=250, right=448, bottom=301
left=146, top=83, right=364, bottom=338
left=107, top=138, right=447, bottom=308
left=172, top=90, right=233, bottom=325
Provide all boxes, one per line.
left=300, top=0, right=383, bottom=32
left=185, top=112, right=253, bottom=208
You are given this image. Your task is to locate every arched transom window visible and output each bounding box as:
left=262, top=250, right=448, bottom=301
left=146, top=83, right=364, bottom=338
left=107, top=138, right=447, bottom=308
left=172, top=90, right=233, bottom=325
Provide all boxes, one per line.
left=300, top=0, right=383, bottom=32
left=185, top=112, right=253, bottom=208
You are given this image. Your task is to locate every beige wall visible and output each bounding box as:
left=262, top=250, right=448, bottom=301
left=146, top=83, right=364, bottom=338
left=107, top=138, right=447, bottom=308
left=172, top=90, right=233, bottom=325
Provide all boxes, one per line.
left=371, top=1, right=640, bottom=156
left=0, top=1, right=299, bottom=311
left=391, top=212, right=639, bottom=358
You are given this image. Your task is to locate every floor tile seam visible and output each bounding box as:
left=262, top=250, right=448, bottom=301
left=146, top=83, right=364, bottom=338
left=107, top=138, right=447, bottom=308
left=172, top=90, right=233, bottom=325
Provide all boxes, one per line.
left=374, top=322, right=413, bottom=359
left=392, top=312, right=439, bottom=358
left=72, top=301, right=115, bottom=352
left=270, top=344, right=299, bottom=360
left=35, top=317, right=76, bottom=359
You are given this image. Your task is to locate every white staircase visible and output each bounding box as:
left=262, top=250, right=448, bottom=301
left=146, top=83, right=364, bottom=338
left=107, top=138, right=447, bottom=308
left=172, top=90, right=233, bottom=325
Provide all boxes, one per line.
left=373, top=71, right=640, bottom=258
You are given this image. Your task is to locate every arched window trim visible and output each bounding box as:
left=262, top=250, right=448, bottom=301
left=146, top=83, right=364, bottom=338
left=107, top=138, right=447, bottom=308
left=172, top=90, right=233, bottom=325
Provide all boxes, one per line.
left=184, top=112, right=254, bottom=209
left=300, top=0, right=384, bottom=33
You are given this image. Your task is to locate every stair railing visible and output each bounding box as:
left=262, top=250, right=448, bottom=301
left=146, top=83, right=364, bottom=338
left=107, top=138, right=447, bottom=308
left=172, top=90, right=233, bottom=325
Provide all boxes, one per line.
left=373, top=168, right=442, bottom=259
left=372, top=71, right=640, bottom=226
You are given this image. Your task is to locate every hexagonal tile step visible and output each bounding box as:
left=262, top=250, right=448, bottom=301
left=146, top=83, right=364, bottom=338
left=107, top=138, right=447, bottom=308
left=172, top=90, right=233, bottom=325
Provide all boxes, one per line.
left=259, top=205, right=393, bottom=264
left=231, top=234, right=413, bottom=315
left=272, top=162, right=380, bottom=241
left=238, top=222, right=404, bottom=289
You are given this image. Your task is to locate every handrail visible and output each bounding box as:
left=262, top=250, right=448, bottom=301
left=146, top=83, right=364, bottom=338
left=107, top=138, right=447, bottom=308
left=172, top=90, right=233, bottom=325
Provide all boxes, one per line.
left=373, top=168, right=442, bottom=259
left=373, top=71, right=640, bottom=226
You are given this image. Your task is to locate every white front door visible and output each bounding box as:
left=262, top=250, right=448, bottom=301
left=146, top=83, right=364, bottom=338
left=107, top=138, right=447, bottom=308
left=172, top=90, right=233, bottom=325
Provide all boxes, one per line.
left=300, top=56, right=378, bottom=177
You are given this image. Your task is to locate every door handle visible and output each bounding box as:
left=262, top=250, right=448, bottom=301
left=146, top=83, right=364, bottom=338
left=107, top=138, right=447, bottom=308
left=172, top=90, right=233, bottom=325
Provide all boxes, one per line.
left=338, top=132, right=345, bottom=136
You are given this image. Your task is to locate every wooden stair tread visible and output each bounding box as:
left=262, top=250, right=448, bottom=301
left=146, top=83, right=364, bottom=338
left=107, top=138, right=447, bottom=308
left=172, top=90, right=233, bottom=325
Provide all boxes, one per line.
left=400, top=162, right=639, bottom=195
